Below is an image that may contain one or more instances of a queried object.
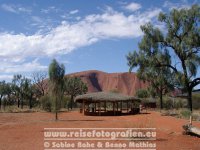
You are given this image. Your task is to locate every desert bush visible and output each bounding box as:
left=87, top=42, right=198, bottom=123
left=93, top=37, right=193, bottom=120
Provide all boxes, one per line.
left=135, top=89, right=149, bottom=98
left=163, top=98, right=173, bottom=110
left=180, top=109, right=191, bottom=119
left=40, top=95, right=52, bottom=112
left=67, top=99, right=78, bottom=109
left=192, top=113, right=200, bottom=121
left=159, top=97, right=187, bottom=110
left=61, top=96, right=70, bottom=109
left=0, top=105, right=41, bottom=113
left=192, top=93, right=200, bottom=109
left=174, top=99, right=184, bottom=109
left=32, top=99, right=40, bottom=108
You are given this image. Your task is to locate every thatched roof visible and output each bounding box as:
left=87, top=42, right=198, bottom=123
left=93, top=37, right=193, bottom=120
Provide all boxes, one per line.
left=75, top=92, right=140, bottom=103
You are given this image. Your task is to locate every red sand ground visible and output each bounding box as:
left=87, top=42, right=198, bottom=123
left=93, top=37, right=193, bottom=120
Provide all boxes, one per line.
left=0, top=111, right=199, bottom=150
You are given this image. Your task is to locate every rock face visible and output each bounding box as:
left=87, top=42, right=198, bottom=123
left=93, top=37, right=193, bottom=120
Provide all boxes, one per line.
left=67, top=70, right=148, bottom=95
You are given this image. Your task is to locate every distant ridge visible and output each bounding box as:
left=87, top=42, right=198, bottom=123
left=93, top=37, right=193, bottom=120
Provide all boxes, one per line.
left=67, top=70, right=148, bottom=95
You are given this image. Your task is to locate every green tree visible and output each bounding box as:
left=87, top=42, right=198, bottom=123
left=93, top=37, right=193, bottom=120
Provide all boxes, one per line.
left=0, top=81, right=6, bottom=109
left=64, top=77, right=88, bottom=110
left=12, top=75, right=24, bottom=108
left=48, top=59, right=65, bottom=120
left=127, top=46, right=174, bottom=109
left=12, top=75, right=34, bottom=109
left=128, top=5, right=200, bottom=111
left=0, top=81, right=11, bottom=109
left=23, top=78, right=35, bottom=109
left=40, top=94, right=52, bottom=112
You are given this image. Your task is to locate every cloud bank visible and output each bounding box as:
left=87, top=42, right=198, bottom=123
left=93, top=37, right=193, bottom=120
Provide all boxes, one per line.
left=0, top=7, right=161, bottom=62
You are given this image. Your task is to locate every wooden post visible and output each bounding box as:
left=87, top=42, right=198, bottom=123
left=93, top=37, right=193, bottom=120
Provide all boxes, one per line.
left=131, top=100, right=133, bottom=109
left=80, top=103, right=83, bottom=113
left=127, top=101, right=129, bottom=113
left=121, top=101, right=122, bottom=112
left=83, top=100, right=85, bottom=115
left=131, top=100, right=133, bottom=114
left=190, top=116, right=192, bottom=125
left=95, top=102, right=96, bottom=113
left=104, top=101, right=106, bottom=112
left=113, top=102, right=116, bottom=115
left=98, top=102, right=101, bottom=116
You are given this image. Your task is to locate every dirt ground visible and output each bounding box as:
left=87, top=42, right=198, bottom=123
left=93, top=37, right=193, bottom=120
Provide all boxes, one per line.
left=0, top=110, right=199, bottom=150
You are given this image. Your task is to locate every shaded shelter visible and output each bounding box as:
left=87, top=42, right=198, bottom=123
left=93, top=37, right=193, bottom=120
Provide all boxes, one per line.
left=75, top=92, right=141, bottom=116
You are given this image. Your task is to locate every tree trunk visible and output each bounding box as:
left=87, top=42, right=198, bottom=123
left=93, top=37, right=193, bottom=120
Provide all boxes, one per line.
left=21, top=99, right=23, bottom=109
left=29, top=97, right=32, bottom=109
left=17, top=98, right=20, bottom=108
left=21, top=94, right=23, bottom=109
left=54, top=95, right=58, bottom=120
left=42, top=90, right=44, bottom=96
left=3, top=99, right=6, bottom=111
left=0, top=97, right=1, bottom=110
left=188, top=89, right=193, bottom=112
left=183, top=124, right=200, bottom=136
left=70, top=95, right=74, bottom=110
left=55, top=111, right=58, bottom=120
left=160, top=89, right=163, bottom=109
left=181, top=61, right=192, bottom=112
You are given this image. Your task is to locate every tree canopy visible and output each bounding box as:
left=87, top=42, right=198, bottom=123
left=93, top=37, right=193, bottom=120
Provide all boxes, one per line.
left=64, top=77, right=88, bottom=109
left=127, top=5, right=200, bottom=111
left=48, top=59, right=65, bottom=120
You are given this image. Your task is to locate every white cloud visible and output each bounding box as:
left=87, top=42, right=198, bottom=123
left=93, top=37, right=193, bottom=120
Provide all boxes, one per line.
left=0, top=7, right=161, bottom=77
left=1, top=4, right=16, bottom=13
left=0, top=58, right=47, bottom=81
left=124, top=2, right=141, bottom=12
left=41, top=6, right=60, bottom=14
left=0, top=75, right=13, bottom=81
left=69, top=9, right=79, bottom=15
left=163, top=0, right=191, bottom=10
left=0, top=59, right=47, bottom=74
left=1, top=4, right=31, bottom=14
left=0, top=7, right=161, bottom=60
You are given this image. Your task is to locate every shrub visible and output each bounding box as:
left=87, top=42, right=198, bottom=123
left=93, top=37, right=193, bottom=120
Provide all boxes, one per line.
left=40, top=95, right=52, bottom=112
left=174, top=99, right=184, bottom=109
left=61, top=96, right=70, bottom=109
left=161, top=97, right=187, bottom=110
left=165, top=100, right=173, bottom=109
left=192, top=113, right=200, bottom=121
left=192, top=93, right=200, bottom=109
left=135, top=89, right=149, bottom=98
left=67, top=98, right=78, bottom=109
left=180, top=109, right=191, bottom=119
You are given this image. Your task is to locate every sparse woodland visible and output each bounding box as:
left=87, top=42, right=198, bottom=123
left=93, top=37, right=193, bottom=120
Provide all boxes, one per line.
left=0, top=59, right=88, bottom=119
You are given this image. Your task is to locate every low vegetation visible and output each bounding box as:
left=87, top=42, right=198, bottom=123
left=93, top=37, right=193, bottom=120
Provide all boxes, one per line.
left=0, top=59, right=88, bottom=120
left=135, top=89, right=149, bottom=98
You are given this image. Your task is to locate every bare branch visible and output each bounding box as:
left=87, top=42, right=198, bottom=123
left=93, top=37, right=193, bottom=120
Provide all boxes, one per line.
left=32, top=71, right=48, bottom=97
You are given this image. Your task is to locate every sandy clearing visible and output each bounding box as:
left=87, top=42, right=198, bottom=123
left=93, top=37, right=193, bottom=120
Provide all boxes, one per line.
left=0, top=111, right=199, bottom=150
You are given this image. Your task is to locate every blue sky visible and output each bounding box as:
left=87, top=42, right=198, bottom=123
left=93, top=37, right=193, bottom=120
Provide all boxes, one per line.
left=0, top=0, right=199, bottom=85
